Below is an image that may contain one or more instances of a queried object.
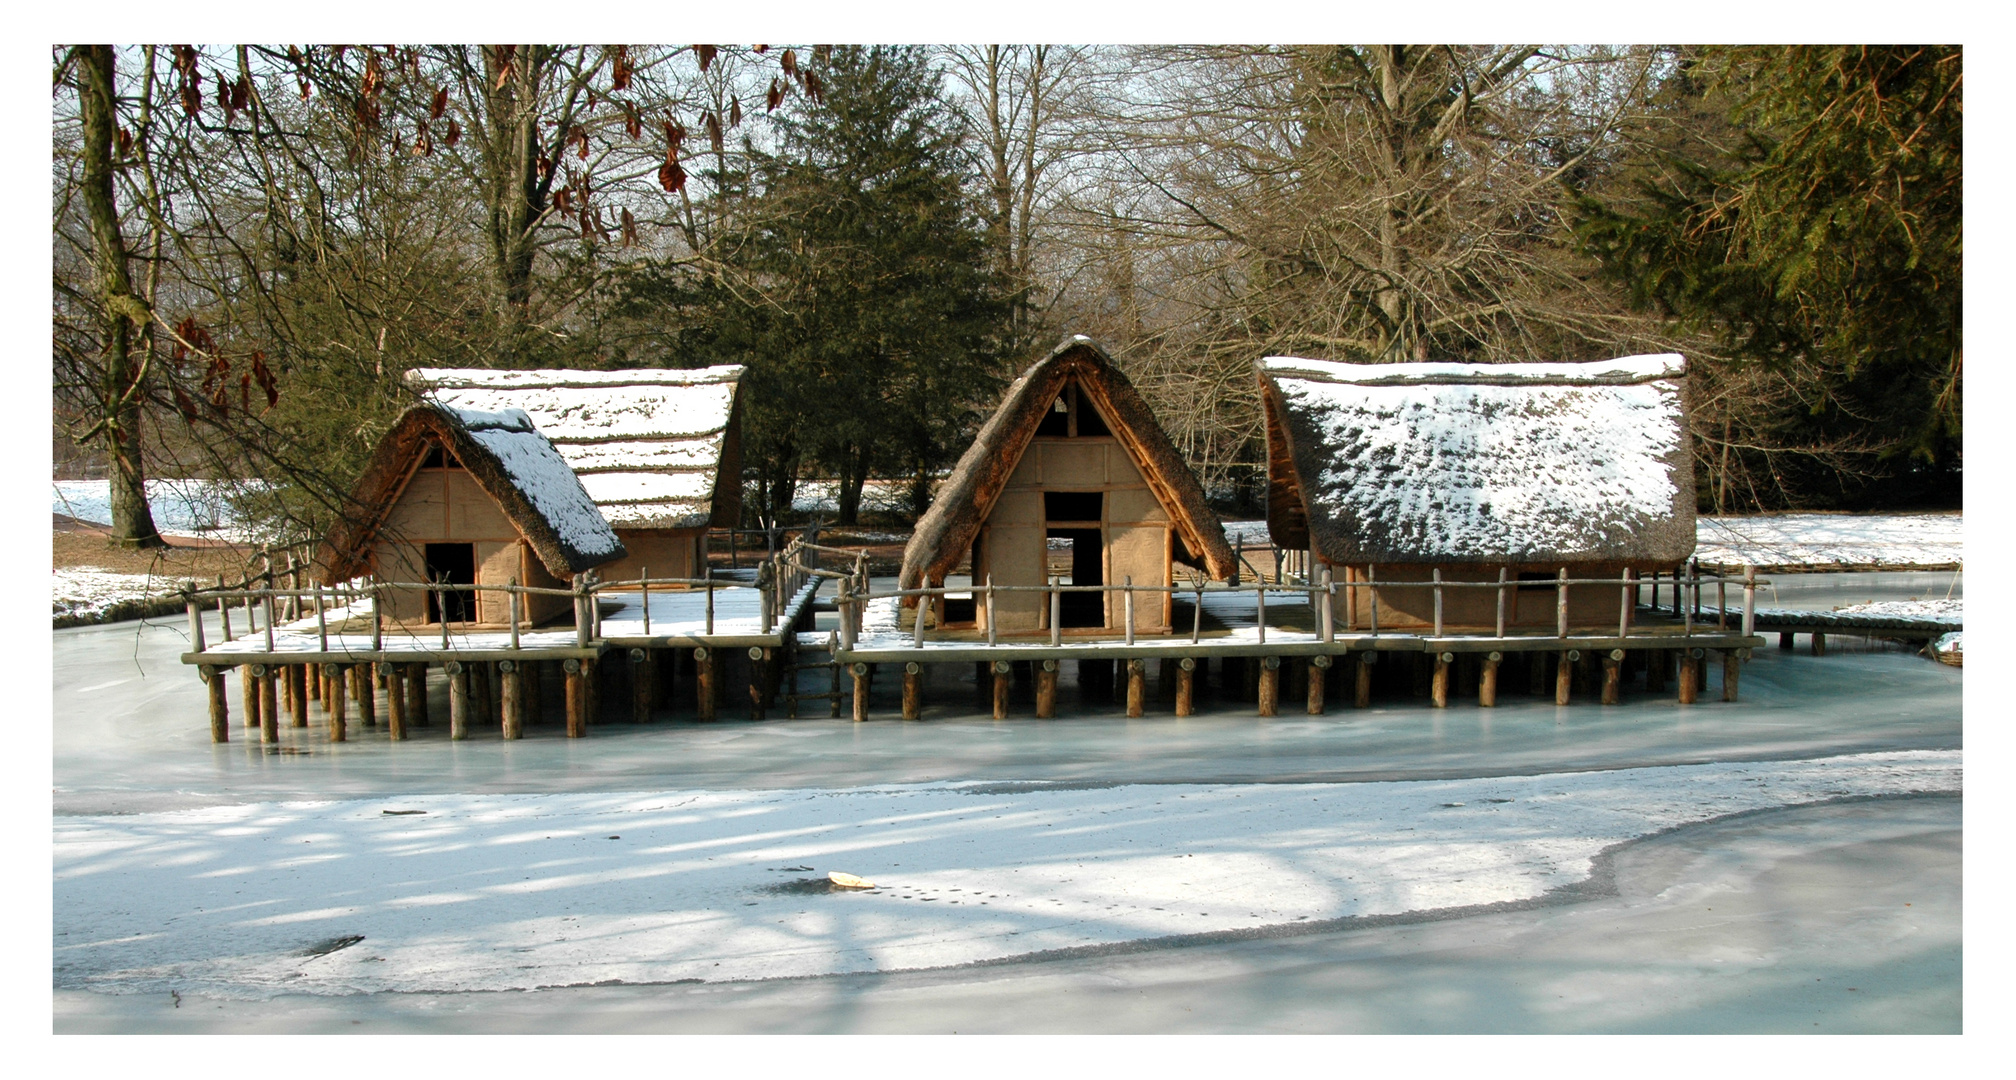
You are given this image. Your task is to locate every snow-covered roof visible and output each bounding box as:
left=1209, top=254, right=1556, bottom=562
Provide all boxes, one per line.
left=407, top=366, right=744, bottom=531
left=1258, top=354, right=1696, bottom=565
left=318, top=402, right=625, bottom=583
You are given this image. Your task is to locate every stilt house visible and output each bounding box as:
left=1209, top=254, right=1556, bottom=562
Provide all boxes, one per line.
left=317, top=366, right=745, bottom=626
left=900, top=337, right=1236, bottom=635
left=1257, top=354, right=1697, bottom=629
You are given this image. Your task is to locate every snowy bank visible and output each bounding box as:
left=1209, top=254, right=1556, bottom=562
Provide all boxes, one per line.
left=53, top=479, right=269, bottom=543
left=53, top=568, right=201, bottom=626
left=53, top=750, right=1957, bottom=999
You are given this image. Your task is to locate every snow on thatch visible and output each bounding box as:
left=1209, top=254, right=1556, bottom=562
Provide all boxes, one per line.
left=409, top=366, right=744, bottom=530
left=1259, top=354, right=1696, bottom=565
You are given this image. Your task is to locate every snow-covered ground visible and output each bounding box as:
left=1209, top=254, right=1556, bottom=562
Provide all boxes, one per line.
left=52, top=750, right=1956, bottom=999
left=791, top=480, right=915, bottom=516
left=53, top=568, right=199, bottom=622
left=53, top=479, right=269, bottom=542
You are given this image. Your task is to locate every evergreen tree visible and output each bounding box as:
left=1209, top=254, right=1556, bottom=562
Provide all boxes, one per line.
left=633, top=45, right=1009, bottom=524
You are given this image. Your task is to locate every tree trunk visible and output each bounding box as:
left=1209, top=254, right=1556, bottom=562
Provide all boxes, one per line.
left=76, top=45, right=162, bottom=548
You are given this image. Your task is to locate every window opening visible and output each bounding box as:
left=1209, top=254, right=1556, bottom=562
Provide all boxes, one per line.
left=424, top=543, right=477, bottom=623
left=1036, top=391, right=1070, bottom=436
left=1074, top=389, right=1111, bottom=437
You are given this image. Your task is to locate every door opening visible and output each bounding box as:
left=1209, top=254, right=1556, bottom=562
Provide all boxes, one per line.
left=1047, top=528, right=1105, bottom=627
left=424, top=543, right=477, bottom=623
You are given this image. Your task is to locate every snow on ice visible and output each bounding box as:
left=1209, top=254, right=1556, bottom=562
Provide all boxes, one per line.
left=52, top=750, right=1958, bottom=999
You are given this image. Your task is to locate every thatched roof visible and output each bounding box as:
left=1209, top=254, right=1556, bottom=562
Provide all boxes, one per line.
left=318, top=402, right=625, bottom=584
left=1258, top=354, right=1697, bottom=565
left=899, top=336, right=1237, bottom=588
left=407, top=366, right=744, bottom=531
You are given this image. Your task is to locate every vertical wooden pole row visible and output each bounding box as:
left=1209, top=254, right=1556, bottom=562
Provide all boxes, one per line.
left=1431, top=652, right=1452, bottom=708
left=1174, top=658, right=1195, bottom=717
left=852, top=662, right=870, bottom=721
left=1125, top=659, right=1145, bottom=718
left=1308, top=655, right=1329, bottom=715
left=1355, top=653, right=1373, bottom=708
left=1555, top=650, right=1575, bottom=705
left=1601, top=650, right=1623, bottom=705
left=1723, top=650, right=1742, bottom=702
left=564, top=658, right=587, bottom=737
left=288, top=664, right=310, bottom=728
left=696, top=648, right=717, bottom=721
left=326, top=664, right=346, bottom=742
left=1257, top=656, right=1280, bottom=717
left=748, top=648, right=769, bottom=721
left=993, top=661, right=1012, bottom=720
left=241, top=664, right=261, bottom=732
left=352, top=664, right=376, bottom=729
left=1479, top=652, right=1500, bottom=707
left=1036, top=659, right=1059, bottom=718
left=1678, top=649, right=1700, bottom=704
left=406, top=663, right=429, bottom=727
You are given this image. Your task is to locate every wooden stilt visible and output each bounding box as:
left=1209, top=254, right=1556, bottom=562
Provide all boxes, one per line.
left=1811, top=632, right=1827, bottom=656
left=288, top=665, right=309, bottom=727
left=470, top=661, right=490, bottom=730
left=308, top=661, right=321, bottom=703
left=1723, top=651, right=1741, bottom=702
left=1257, top=656, right=1280, bottom=716
left=1355, top=653, right=1373, bottom=708
left=205, top=666, right=229, bottom=742
left=1175, top=658, right=1195, bottom=717
left=406, top=663, right=428, bottom=726
left=241, top=664, right=260, bottom=731
left=326, top=664, right=347, bottom=742
left=1678, top=650, right=1699, bottom=704
left=1601, top=650, right=1622, bottom=705
left=257, top=665, right=278, bottom=743
left=852, top=662, right=870, bottom=721
left=630, top=650, right=652, bottom=723
left=563, top=658, right=587, bottom=737
left=695, top=648, right=717, bottom=721
left=385, top=663, right=408, bottom=740
left=994, top=661, right=1012, bottom=719
left=748, top=647, right=768, bottom=721
left=902, top=662, right=923, bottom=720
left=500, top=660, right=523, bottom=739
left=1036, top=660, right=1058, bottom=718
left=1479, top=652, right=1500, bottom=707
left=1307, top=655, right=1329, bottom=715
left=448, top=661, right=470, bottom=740
left=1126, top=659, right=1146, bottom=718
left=351, top=664, right=375, bottom=728
left=1431, top=652, right=1452, bottom=708
left=1555, top=651, right=1574, bottom=706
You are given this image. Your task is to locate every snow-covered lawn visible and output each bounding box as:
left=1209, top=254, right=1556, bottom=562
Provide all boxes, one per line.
left=53, top=749, right=1956, bottom=1000
left=53, top=568, right=200, bottom=623
left=53, top=479, right=269, bottom=543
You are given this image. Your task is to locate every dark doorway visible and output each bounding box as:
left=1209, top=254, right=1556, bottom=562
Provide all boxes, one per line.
left=1047, top=528, right=1105, bottom=627
left=424, top=543, right=477, bottom=623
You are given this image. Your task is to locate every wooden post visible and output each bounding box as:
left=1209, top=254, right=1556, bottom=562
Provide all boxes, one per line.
left=187, top=595, right=206, bottom=656
left=985, top=575, right=997, bottom=647
left=406, top=663, right=429, bottom=726
left=1479, top=652, right=1501, bottom=707
left=695, top=648, right=717, bottom=722
left=1619, top=569, right=1634, bottom=639
left=1320, top=567, right=1335, bottom=643
left=631, top=649, right=652, bottom=723
left=1255, top=586, right=1266, bottom=645
left=993, top=660, right=1012, bottom=719
left=1723, top=651, right=1742, bottom=702
left=447, top=661, right=470, bottom=740
left=902, top=662, right=923, bottom=720
left=1431, top=651, right=1452, bottom=708
left=500, top=660, right=523, bottom=739
left=288, top=664, right=310, bottom=727
left=1192, top=582, right=1203, bottom=645
left=1495, top=568, right=1508, bottom=637
left=1123, top=577, right=1136, bottom=646
left=1601, top=650, right=1623, bottom=705
left=1257, top=656, right=1280, bottom=716
left=254, top=665, right=278, bottom=743
left=1175, top=658, right=1195, bottom=717
left=1355, top=653, right=1373, bottom=708
left=204, top=666, right=229, bottom=742
left=1555, top=650, right=1574, bottom=706
left=1433, top=568, right=1443, bottom=637
left=1036, top=660, right=1058, bottom=719
left=749, top=647, right=769, bottom=721
left=385, top=662, right=407, bottom=740
left=326, top=663, right=347, bottom=742
left=1308, top=655, right=1329, bottom=715
left=1556, top=568, right=1568, bottom=639
left=1050, top=577, right=1062, bottom=647
left=241, top=664, right=260, bottom=731
left=1743, top=565, right=1757, bottom=638
left=352, top=662, right=375, bottom=728
left=1126, top=659, right=1146, bottom=717
left=217, top=575, right=233, bottom=642
left=1678, top=649, right=1700, bottom=704
left=564, top=658, right=587, bottom=737
left=852, top=662, right=870, bottom=721
left=1812, top=632, right=1827, bottom=656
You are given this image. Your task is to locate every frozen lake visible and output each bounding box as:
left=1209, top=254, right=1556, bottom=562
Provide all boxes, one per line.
left=51, top=571, right=1962, bottom=1032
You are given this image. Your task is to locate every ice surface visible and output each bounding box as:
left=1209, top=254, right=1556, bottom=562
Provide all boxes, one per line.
left=50, top=750, right=1957, bottom=998
left=1695, top=513, right=1962, bottom=569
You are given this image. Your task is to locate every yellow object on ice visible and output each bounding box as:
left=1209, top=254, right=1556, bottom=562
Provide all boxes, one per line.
left=828, top=872, right=876, bottom=889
